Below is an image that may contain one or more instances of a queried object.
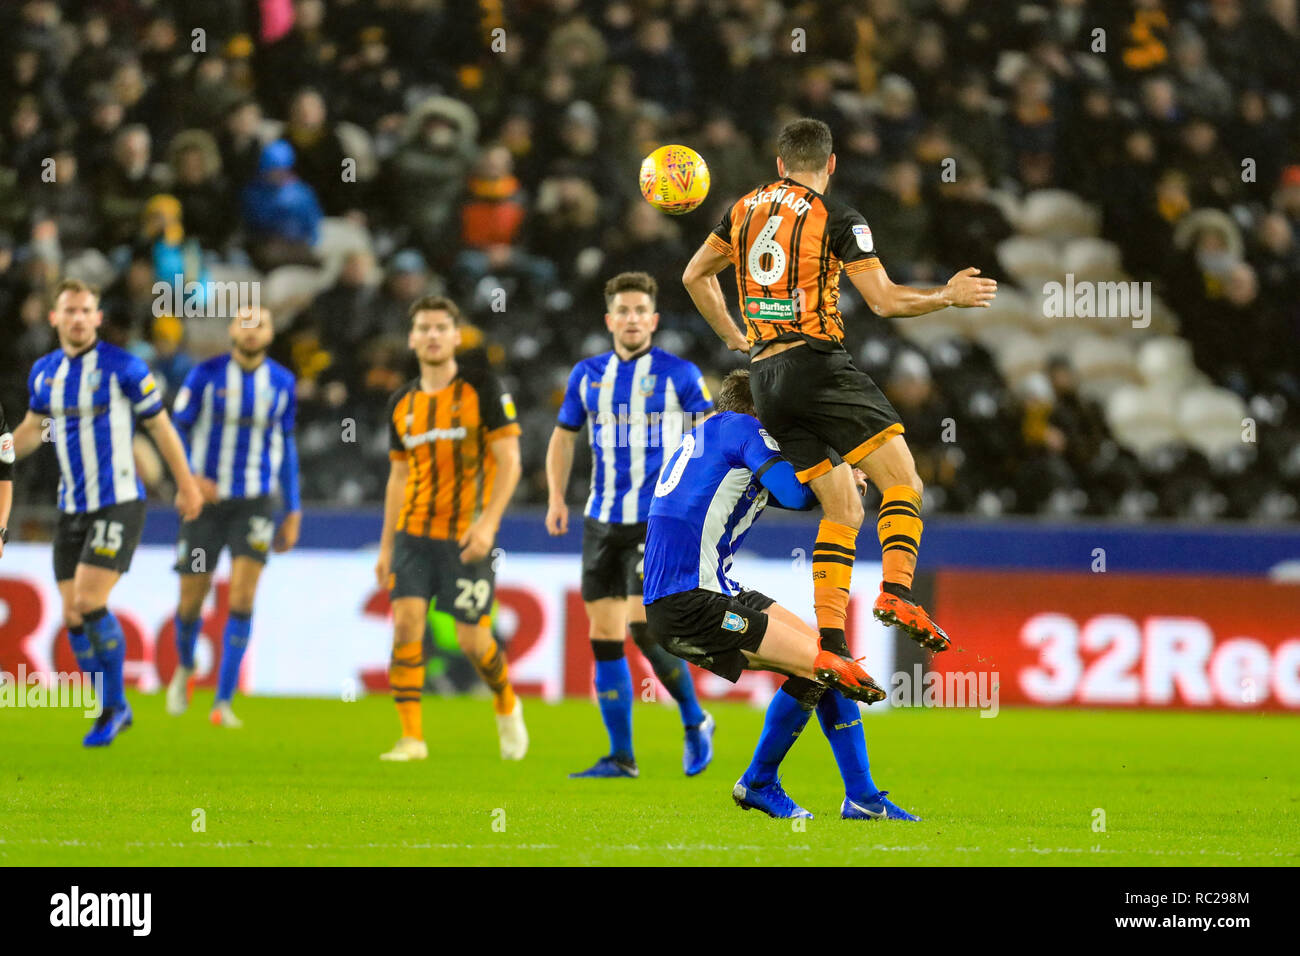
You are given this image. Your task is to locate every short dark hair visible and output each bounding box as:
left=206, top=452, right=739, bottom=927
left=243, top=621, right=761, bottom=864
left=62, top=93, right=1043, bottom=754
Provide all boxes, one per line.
left=603, top=271, right=657, bottom=307
left=52, top=277, right=100, bottom=306
left=777, top=118, right=833, bottom=173
left=408, top=294, right=462, bottom=325
left=714, top=369, right=755, bottom=417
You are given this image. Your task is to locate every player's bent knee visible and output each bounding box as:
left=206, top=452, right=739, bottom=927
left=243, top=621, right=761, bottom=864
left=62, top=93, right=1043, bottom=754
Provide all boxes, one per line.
left=826, top=496, right=864, bottom=529
left=453, top=625, right=479, bottom=654
left=71, top=593, right=104, bottom=618
left=390, top=601, right=427, bottom=645
left=227, top=587, right=258, bottom=616
left=844, top=495, right=866, bottom=528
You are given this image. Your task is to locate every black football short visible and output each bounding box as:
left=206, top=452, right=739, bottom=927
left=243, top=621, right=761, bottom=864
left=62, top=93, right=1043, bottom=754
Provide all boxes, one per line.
left=53, top=500, right=147, bottom=581
left=750, top=343, right=904, bottom=483
left=390, top=531, right=496, bottom=626
left=580, top=517, right=646, bottom=602
left=175, top=495, right=277, bottom=573
left=644, top=587, right=774, bottom=682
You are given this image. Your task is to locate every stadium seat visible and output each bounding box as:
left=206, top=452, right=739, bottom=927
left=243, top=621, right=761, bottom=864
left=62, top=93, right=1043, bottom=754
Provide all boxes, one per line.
left=985, top=187, right=1023, bottom=227
left=1017, top=189, right=1100, bottom=240
left=315, top=217, right=374, bottom=281
left=1071, top=334, right=1139, bottom=401
left=996, top=236, right=1061, bottom=288
left=1060, top=238, right=1124, bottom=283
left=262, top=264, right=332, bottom=325
left=964, top=285, right=1037, bottom=342
left=335, top=122, right=379, bottom=181
left=1176, top=386, right=1249, bottom=460
left=1041, top=323, right=1091, bottom=355
left=61, top=249, right=116, bottom=291
left=895, top=310, right=966, bottom=348
left=1136, top=336, right=1197, bottom=390
left=1105, top=384, right=1182, bottom=456
left=993, top=331, right=1049, bottom=384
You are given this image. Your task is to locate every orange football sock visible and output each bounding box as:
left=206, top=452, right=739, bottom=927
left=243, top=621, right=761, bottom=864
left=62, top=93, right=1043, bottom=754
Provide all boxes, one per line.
left=813, top=519, right=857, bottom=653
left=878, top=485, right=923, bottom=594
left=474, top=642, right=517, bottom=716
left=389, top=638, right=425, bottom=740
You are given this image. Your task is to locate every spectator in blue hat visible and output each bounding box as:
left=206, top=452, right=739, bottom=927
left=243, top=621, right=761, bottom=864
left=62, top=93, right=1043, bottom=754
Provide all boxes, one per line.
left=240, top=138, right=323, bottom=270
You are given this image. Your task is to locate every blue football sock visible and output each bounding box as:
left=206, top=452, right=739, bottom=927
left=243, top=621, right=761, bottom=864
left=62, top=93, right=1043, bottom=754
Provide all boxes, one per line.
left=215, top=611, right=252, bottom=703
left=631, top=622, right=705, bottom=726
left=816, top=690, right=878, bottom=800
left=83, top=608, right=126, bottom=710
left=175, top=615, right=201, bottom=670
left=744, top=686, right=813, bottom=787
left=67, top=625, right=101, bottom=675
left=592, top=643, right=634, bottom=762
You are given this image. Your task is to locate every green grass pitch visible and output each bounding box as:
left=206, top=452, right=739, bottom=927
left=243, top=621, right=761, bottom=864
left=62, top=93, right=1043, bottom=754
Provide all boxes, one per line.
left=1, top=694, right=1295, bottom=866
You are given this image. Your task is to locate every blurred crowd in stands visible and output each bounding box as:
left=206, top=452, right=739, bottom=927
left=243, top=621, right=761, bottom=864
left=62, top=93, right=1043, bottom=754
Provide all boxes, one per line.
left=2, top=0, right=1298, bottom=520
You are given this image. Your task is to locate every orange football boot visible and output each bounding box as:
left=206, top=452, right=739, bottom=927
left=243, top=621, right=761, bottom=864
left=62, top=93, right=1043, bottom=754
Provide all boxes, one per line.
left=873, top=585, right=951, bottom=652
left=813, top=650, right=887, bottom=704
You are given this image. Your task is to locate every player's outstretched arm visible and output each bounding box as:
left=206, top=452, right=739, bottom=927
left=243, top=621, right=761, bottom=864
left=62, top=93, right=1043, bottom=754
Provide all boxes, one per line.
left=545, top=426, right=578, bottom=536
left=272, top=389, right=302, bottom=553
left=375, top=458, right=409, bottom=588
left=683, top=242, right=749, bottom=352
left=758, top=458, right=819, bottom=511
left=273, top=437, right=302, bottom=553
left=849, top=264, right=997, bottom=318
left=461, top=433, right=522, bottom=563
left=10, top=410, right=47, bottom=461
left=141, top=410, right=203, bottom=520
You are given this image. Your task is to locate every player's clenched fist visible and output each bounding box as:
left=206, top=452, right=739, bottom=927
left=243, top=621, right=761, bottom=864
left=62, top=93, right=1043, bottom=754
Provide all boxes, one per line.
left=944, top=266, right=998, bottom=308
left=374, top=549, right=391, bottom=590
left=459, top=518, right=496, bottom=564
left=545, top=499, right=569, bottom=536
left=175, top=477, right=204, bottom=521
left=196, top=476, right=220, bottom=503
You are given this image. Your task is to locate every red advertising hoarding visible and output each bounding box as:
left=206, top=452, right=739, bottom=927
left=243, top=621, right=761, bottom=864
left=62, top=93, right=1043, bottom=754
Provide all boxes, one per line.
left=930, top=571, right=1300, bottom=711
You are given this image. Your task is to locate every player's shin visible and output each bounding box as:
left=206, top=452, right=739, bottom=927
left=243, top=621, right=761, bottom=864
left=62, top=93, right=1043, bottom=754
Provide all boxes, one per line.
left=630, top=621, right=704, bottom=726
left=82, top=607, right=127, bottom=710
left=389, top=638, right=425, bottom=740
left=591, top=639, right=634, bottom=762
left=471, top=634, right=517, bottom=716
left=215, top=611, right=252, bottom=703
left=812, top=519, right=857, bottom=654
left=816, top=689, right=878, bottom=801
left=175, top=615, right=201, bottom=671
left=743, top=678, right=821, bottom=787
left=67, top=624, right=102, bottom=676
left=877, top=485, right=922, bottom=601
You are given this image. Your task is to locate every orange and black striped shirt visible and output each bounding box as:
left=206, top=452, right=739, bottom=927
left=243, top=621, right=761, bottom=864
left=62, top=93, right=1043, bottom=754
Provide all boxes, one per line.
left=386, top=367, right=521, bottom=541
left=706, top=177, right=882, bottom=354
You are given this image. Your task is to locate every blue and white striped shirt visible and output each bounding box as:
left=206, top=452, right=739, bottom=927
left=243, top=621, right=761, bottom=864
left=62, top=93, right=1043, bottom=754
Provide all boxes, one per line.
left=557, top=346, right=713, bottom=524
left=644, top=412, right=788, bottom=601
left=172, top=354, right=301, bottom=511
left=27, top=340, right=165, bottom=514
